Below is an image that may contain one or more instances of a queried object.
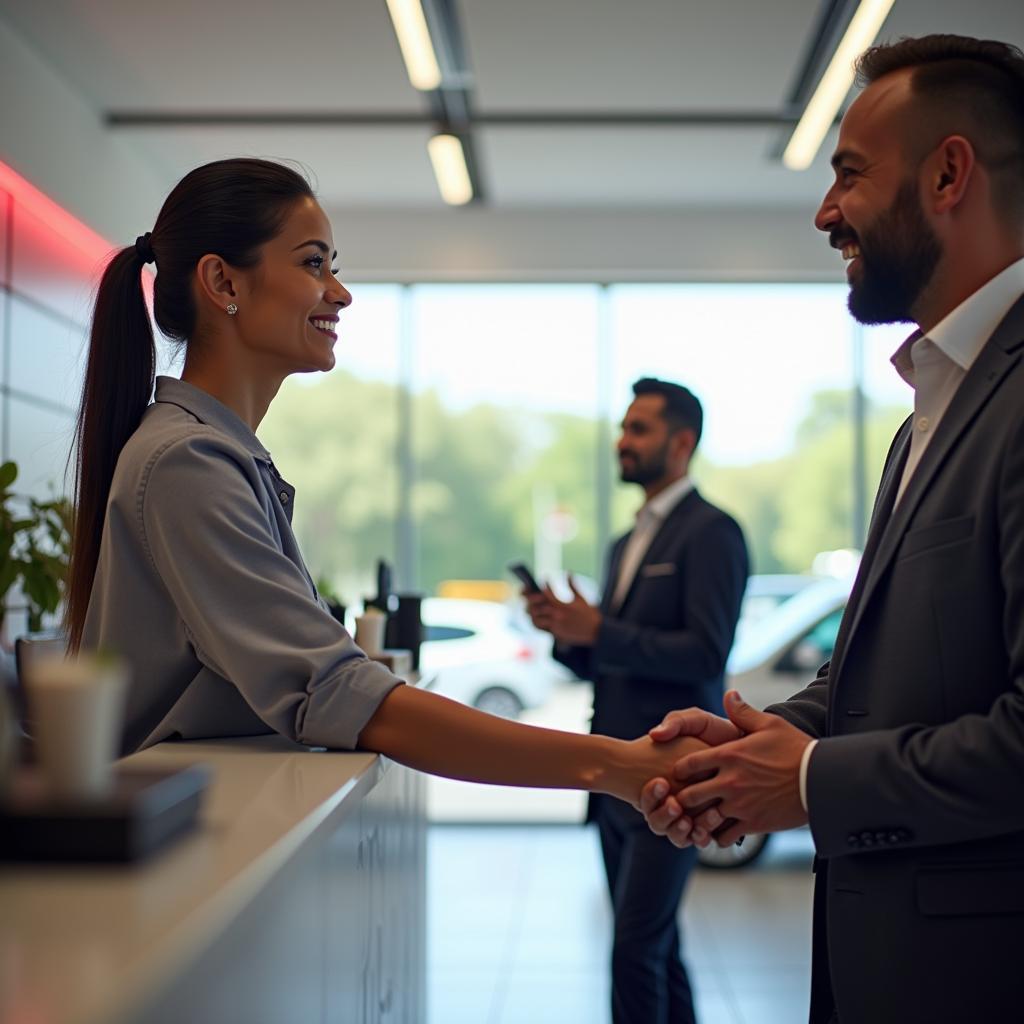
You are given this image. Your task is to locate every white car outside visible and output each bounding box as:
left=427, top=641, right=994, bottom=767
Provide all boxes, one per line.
left=727, top=574, right=852, bottom=711
left=420, top=597, right=572, bottom=718
left=733, top=573, right=817, bottom=641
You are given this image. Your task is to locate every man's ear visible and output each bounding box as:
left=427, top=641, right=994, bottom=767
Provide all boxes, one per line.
left=671, top=427, right=697, bottom=464
left=924, top=135, right=976, bottom=215
left=195, top=253, right=240, bottom=316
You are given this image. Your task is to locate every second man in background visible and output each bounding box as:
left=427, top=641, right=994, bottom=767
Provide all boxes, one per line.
left=526, top=377, right=749, bottom=1024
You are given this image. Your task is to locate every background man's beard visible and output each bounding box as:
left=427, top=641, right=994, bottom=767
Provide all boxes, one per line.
left=848, top=179, right=942, bottom=325
left=620, top=452, right=669, bottom=485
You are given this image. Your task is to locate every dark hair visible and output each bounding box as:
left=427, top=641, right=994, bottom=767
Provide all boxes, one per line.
left=66, top=158, right=314, bottom=651
left=856, top=34, right=1024, bottom=220
left=631, top=377, right=703, bottom=446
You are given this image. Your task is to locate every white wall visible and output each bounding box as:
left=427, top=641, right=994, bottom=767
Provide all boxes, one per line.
left=0, top=18, right=164, bottom=244
left=322, top=204, right=838, bottom=283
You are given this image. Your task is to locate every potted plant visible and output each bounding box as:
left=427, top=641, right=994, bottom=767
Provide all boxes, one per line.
left=0, top=461, right=74, bottom=639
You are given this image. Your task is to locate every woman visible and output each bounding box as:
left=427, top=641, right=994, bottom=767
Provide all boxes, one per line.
left=67, top=157, right=701, bottom=805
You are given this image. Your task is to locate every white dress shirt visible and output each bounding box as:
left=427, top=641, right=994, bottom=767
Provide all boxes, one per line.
left=892, top=256, right=1024, bottom=505
left=609, top=475, right=693, bottom=612
left=799, top=256, right=1024, bottom=810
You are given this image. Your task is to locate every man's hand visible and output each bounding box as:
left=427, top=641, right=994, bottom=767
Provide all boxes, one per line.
left=669, top=690, right=811, bottom=847
left=639, top=707, right=742, bottom=847
left=608, top=732, right=709, bottom=810
left=526, top=575, right=602, bottom=646
left=524, top=589, right=555, bottom=632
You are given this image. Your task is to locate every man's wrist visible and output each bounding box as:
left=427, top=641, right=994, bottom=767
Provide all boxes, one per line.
left=798, top=739, right=818, bottom=812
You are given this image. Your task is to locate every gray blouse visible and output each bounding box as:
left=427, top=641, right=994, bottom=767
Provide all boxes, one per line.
left=83, top=376, right=401, bottom=753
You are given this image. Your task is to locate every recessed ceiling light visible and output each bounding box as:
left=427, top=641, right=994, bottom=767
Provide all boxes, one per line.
left=427, top=134, right=473, bottom=205
left=384, top=0, right=443, bottom=91
left=783, top=0, right=897, bottom=171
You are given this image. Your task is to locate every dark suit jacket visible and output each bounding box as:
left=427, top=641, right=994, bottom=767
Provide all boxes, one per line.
left=555, top=488, right=749, bottom=821
left=769, top=293, right=1024, bottom=1023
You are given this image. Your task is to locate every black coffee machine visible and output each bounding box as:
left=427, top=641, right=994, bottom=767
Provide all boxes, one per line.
left=368, top=560, right=424, bottom=670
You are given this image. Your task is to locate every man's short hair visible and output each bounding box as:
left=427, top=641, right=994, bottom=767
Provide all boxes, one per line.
left=631, top=377, right=703, bottom=446
left=855, top=34, right=1024, bottom=223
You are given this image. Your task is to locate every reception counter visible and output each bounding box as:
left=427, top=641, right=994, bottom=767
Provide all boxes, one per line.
left=0, top=736, right=426, bottom=1024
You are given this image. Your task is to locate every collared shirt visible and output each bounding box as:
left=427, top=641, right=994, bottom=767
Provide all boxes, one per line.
left=82, top=376, right=401, bottom=754
left=891, top=256, right=1024, bottom=505
left=799, top=257, right=1024, bottom=810
left=609, top=475, right=694, bottom=612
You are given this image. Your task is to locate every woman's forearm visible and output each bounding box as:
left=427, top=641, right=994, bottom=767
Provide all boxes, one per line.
left=356, top=683, right=703, bottom=807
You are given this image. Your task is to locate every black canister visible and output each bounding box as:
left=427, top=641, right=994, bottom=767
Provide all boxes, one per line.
left=386, top=594, right=424, bottom=670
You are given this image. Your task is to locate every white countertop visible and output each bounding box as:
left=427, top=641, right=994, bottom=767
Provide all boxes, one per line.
left=0, top=736, right=386, bottom=1024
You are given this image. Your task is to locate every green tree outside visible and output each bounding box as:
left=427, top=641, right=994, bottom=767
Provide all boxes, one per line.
left=261, top=375, right=908, bottom=600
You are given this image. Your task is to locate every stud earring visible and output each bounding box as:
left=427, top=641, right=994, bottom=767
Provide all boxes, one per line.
left=226, top=303, right=238, bottom=316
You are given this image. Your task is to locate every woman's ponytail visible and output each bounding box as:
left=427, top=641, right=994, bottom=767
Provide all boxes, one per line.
left=66, top=243, right=155, bottom=651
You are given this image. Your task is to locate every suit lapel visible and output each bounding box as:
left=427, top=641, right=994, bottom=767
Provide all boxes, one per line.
left=601, top=534, right=629, bottom=614
left=833, top=295, right=1024, bottom=682
left=614, top=490, right=699, bottom=615
left=827, top=416, right=911, bottom=689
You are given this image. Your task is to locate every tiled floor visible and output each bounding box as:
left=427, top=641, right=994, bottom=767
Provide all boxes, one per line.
left=428, top=824, right=815, bottom=1024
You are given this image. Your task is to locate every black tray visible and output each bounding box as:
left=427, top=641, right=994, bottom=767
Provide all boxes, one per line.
left=0, top=765, right=209, bottom=863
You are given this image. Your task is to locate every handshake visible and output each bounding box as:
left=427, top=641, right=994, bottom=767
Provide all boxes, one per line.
left=630, top=689, right=814, bottom=849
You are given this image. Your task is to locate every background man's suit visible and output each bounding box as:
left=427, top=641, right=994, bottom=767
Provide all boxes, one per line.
left=770, top=293, right=1024, bottom=1023
left=556, top=488, right=748, bottom=1024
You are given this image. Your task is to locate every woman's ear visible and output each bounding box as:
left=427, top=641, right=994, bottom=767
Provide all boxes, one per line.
left=195, top=253, right=240, bottom=316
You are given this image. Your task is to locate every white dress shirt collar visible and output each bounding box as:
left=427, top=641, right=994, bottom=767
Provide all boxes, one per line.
left=640, top=474, right=694, bottom=522
left=609, top=475, right=694, bottom=612
left=892, top=256, right=1024, bottom=386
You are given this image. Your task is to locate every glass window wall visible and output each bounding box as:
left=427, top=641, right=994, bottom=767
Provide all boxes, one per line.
left=5, top=267, right=913, bottom=820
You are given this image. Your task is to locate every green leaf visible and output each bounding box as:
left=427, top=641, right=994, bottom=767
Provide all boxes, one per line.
left=0, top=462, right=72, bottom=621
left=0, top=561, right=17, bottom=595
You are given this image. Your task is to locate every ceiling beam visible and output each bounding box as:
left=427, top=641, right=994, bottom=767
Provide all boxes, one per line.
left=105, top=109, right=820, bottom=128
left=421, top=0, right=484, bottom=201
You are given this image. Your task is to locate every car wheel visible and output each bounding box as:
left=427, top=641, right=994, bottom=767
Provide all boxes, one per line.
left=474, top=687, right=525, bottom=719
left=697, top=832, right=770, bottom=869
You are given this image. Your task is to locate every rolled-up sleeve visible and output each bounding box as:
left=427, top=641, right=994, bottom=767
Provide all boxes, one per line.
left=139, top=429, right=401, bottom=749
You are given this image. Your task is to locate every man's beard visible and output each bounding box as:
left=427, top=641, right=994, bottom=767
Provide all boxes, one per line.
left=619, top=442, right=670, bottom=485
left=846, top=179, right=942, bottom=325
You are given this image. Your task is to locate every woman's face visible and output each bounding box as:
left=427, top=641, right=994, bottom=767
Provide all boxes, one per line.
left=233, top=196, right=351, bottom=375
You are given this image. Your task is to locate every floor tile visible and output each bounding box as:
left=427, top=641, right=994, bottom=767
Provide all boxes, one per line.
left=726, top=967, right=812, bottom=993
left=428, top=825, right=815, bottom=1024
left=733, top=990, right=812, bottom=1024
left=429, top=967, right=502, bottom=1024
left=495, top=967, right=609, bottom=1024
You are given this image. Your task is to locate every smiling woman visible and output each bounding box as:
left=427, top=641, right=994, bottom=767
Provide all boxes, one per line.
left=65, top=157, right=705, bottom=811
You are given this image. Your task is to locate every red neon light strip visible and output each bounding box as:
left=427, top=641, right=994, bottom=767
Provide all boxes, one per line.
left=0, top=158, right=114, bottom=264
left=0, top=157, right=155, bottom=306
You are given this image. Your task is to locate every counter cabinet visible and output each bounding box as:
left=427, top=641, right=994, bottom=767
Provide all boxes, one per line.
left=0, top=738, right=426, bottom=1024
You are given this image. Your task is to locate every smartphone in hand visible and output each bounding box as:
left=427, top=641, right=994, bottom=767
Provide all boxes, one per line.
left=508, top=561, right=542, bottom=595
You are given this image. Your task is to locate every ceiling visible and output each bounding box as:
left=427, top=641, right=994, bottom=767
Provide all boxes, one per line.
left=3, top=0, right=1024, bottom=214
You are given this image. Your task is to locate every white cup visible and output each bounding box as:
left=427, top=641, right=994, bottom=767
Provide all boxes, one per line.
left=25, top=654, right=128, bottom=801
left=354, top=609, right=387, bottom=658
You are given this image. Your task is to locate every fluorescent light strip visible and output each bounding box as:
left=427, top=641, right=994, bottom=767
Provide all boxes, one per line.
left=384, top=0, right=442, bottom=91
left=783, top=0, right=897, bottom=170
left=427, top=134, right=473, bottom=205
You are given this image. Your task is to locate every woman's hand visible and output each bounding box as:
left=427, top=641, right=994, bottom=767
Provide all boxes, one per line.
left=602, top=733, right=711, bottom=810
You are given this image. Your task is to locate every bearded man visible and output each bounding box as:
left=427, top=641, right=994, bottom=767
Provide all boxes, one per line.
left=640, top=34, right=1024, bottom=1024
left=525, top=376, right=749, bottom=1024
